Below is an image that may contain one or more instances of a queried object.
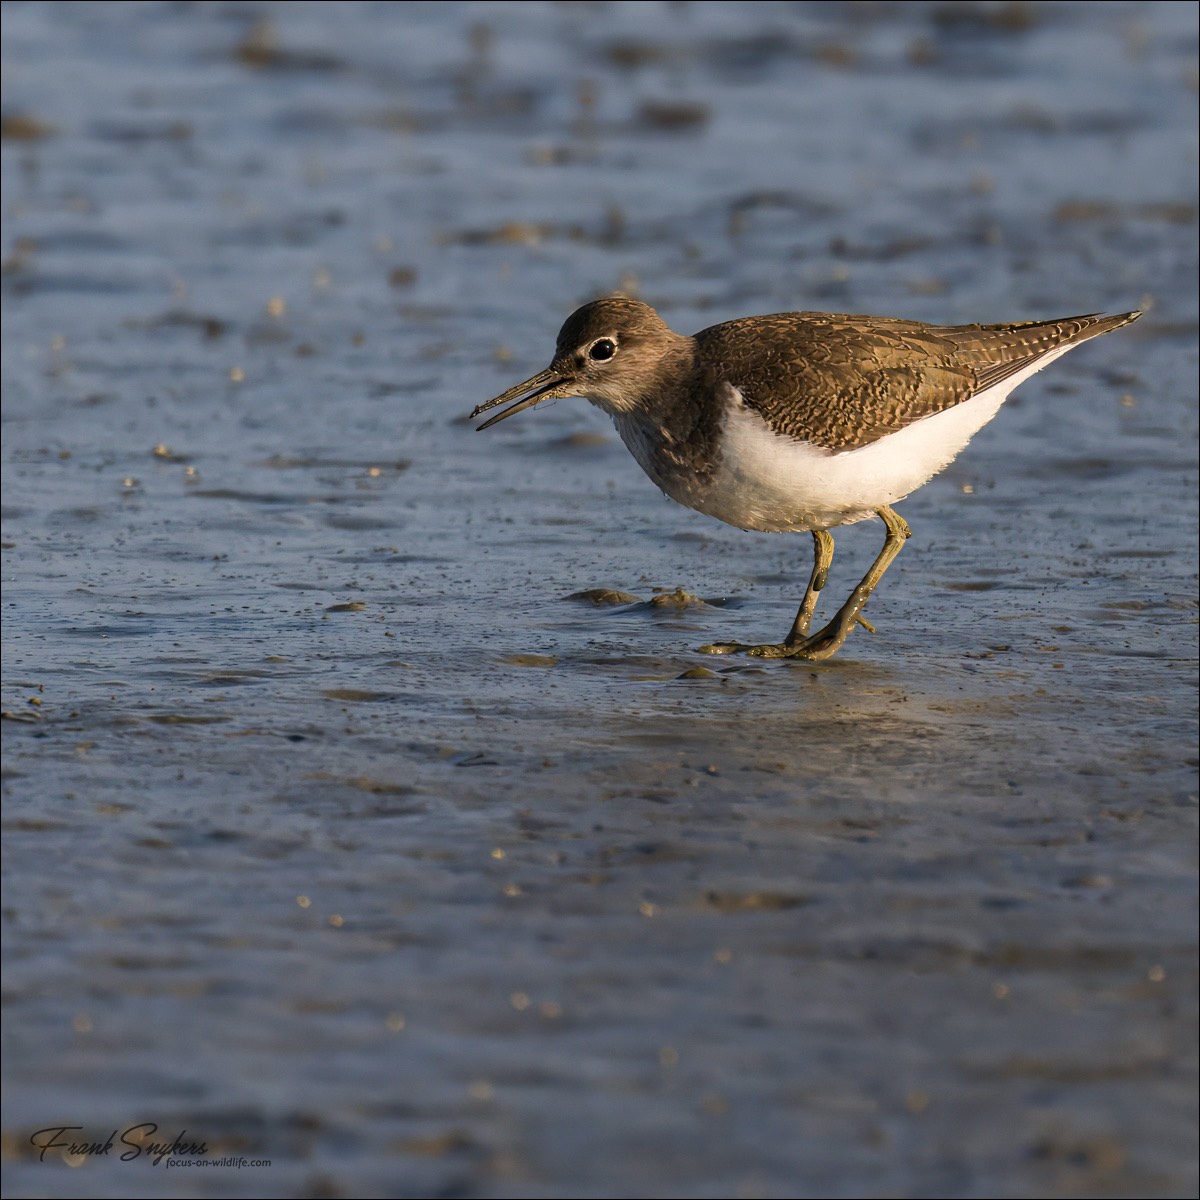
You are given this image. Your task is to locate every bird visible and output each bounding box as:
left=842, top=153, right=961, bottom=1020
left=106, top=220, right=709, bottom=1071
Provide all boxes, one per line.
left=471, top=297, right=1141, bottom=660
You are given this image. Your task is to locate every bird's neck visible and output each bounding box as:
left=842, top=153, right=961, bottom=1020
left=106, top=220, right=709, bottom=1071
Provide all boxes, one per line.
left=604, top=337, right=728, bottom=482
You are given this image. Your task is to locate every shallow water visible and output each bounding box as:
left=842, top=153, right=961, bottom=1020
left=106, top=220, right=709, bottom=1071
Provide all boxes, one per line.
left=2, top=2, right=1197, bottom=1197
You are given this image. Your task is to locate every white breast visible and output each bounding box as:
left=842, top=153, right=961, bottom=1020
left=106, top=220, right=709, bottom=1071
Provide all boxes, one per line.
left=618, top=348, right=1073, bottom=534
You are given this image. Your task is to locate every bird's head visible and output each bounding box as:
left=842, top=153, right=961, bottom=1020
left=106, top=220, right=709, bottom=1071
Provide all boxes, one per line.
left=472, top=297, right=691, bottom=428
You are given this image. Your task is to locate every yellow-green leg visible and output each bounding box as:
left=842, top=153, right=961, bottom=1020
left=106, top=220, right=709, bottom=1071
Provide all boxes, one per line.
left=700, top=528, right=834, bottom=657
left=785, top=528, right=835, bottom=645
left=761, top=506, right=910, bottom=659
left=700, top=507, right=910, bottom=661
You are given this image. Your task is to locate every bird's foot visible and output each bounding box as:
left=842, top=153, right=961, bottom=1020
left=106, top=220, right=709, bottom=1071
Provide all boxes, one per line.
left=699, top=612, right=873, bottom=660
left=777, top=611, right=880, bottom=659
left=697, top=640, right=827, bottom=660
left=774, top=630, right=848, bottom=660
left=697, top=641, right=755, bottom=656
left=747, top=643, right=801, bottom=659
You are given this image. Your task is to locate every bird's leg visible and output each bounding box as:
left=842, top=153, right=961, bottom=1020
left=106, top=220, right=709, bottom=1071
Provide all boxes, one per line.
left=784, top=529, right=835, bottom=645
left=751, top=506, right=910, bottom=660
left=699, top=511, right=908, bottom=660
left=698, top=530, right=833, bottom=657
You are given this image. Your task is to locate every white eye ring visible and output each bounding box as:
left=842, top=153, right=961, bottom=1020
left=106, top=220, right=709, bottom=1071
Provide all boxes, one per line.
left=587, top=338, right=618, bottom=362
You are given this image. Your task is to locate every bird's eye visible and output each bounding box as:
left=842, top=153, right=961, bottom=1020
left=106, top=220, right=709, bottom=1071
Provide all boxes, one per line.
left=588, top=338, right=617, bottom=362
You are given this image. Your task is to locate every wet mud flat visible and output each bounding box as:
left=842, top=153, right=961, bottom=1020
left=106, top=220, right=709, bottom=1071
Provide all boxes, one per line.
left=2, top=2, right=1197, bottom=1198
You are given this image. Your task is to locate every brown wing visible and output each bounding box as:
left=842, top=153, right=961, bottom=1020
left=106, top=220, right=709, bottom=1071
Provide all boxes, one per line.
left=693, top=310, right=1140, bottom=452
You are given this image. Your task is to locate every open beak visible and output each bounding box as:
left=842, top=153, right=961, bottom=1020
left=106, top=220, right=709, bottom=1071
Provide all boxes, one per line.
left=471, top=367, right=576, bottom=430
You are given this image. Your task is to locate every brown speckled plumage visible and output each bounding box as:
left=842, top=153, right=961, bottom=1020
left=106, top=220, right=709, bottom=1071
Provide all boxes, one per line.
left=694, top=310, right=1139, bottom=452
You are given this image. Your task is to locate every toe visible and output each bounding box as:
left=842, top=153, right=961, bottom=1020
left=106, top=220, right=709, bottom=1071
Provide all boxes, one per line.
left=746, top=644, right=791, bottom=659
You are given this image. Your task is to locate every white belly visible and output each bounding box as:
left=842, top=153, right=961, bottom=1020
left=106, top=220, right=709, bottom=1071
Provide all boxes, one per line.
left=615, top=350, right=1070, bottom=533
left=696, top=386, right=1013, bottom=531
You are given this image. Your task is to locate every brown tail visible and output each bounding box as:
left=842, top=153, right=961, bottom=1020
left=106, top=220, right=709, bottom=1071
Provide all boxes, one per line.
left=946, top=310, right=1141, bottom=393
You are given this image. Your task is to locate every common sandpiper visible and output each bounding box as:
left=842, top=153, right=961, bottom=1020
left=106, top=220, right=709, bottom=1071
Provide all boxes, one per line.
left=472, top=298, right=1140, bottom=660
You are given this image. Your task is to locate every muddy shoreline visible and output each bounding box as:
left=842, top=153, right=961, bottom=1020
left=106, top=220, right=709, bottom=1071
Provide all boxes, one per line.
left=3, top=3, right=1197, bottom=1197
